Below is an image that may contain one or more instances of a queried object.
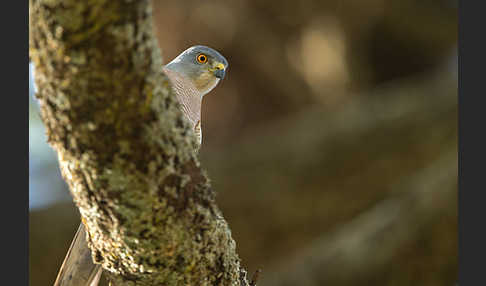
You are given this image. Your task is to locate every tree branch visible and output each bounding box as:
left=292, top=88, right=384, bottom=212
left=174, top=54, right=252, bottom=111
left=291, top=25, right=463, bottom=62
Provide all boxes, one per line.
left=29, top=0, right=247, bottom=285
left=260, top=150, right=457, bottom=286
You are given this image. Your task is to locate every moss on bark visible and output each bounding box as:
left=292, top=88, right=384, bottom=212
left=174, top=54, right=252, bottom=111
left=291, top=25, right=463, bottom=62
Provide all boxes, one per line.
left=30, top=0, right=247, bottom=285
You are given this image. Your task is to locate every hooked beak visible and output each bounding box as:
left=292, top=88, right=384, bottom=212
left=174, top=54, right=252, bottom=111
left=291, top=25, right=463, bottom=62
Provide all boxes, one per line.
left=211, top=62, right=226, bottom=80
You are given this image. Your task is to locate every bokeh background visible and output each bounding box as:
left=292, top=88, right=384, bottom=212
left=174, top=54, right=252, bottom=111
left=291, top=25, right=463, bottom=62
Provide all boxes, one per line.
left=29, top=0, right=457, bottom=285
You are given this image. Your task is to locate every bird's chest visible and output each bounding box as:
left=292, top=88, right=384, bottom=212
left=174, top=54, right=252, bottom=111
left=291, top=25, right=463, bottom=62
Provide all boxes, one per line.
left=164, top=69, right=202, bottom=128
left=172, top=81, right=201, bottom=128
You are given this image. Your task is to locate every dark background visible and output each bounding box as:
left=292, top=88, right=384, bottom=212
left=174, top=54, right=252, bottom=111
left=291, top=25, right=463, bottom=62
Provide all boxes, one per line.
left=29, top=0, right=457, bottom=285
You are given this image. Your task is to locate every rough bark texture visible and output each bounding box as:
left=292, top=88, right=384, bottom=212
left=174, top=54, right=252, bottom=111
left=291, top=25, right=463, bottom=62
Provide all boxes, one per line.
left=29, top=0, right=247, bottom=285
left=28, top=69, right=456, bottom=285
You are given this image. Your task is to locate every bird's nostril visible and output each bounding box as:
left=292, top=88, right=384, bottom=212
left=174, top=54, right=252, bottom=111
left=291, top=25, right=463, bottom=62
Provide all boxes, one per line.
left=214, top=63, right=225, bottom=71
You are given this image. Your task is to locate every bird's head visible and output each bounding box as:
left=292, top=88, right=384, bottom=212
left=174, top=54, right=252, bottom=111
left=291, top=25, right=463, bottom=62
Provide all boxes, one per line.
left=164, top=45, right=228, bottom=96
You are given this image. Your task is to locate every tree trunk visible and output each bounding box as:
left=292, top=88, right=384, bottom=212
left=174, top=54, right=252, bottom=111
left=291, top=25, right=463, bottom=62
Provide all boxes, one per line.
left=29, top=0, right=249, bottom=285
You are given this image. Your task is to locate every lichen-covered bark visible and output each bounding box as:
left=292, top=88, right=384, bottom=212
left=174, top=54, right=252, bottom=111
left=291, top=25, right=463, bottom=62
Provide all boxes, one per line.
left=29, top=0, right=247, bottom=285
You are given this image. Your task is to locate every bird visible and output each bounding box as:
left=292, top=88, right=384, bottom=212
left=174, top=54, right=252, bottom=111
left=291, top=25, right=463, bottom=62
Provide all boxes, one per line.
left=163, top=45, right=228, bottom=148
left=54, top=45, right=228, bottom=286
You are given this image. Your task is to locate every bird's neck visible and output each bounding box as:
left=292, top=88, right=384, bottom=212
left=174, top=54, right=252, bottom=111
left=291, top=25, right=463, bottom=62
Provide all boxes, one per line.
left=162, top=67, right=202, bottom=128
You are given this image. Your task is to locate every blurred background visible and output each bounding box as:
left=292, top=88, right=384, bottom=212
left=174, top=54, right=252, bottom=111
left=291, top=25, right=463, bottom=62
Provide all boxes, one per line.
left=29, top=0, right=457, bottom=285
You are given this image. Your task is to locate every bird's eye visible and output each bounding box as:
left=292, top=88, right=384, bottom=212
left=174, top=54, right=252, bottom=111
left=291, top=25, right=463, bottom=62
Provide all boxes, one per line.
left=196, top=54, right=208, bottom=64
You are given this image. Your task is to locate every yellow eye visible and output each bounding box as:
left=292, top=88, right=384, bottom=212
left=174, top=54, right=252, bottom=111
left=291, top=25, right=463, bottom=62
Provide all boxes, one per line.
left=196, top=54, right=208, bottom=64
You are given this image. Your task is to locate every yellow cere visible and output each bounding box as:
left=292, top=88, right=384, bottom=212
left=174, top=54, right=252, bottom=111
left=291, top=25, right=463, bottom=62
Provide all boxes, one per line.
left=214, top=63, right=225, bottom=70
left=209, top=62, right=225, bottom=72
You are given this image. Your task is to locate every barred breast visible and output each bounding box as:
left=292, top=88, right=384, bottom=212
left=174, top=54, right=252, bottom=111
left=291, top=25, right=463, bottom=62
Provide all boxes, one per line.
left=163, top=67, right=203, bottom=147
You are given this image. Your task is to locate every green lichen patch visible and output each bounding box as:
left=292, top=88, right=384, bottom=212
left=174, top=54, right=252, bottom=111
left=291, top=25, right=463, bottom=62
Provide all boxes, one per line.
left=30, top=0, right=247, bottom=285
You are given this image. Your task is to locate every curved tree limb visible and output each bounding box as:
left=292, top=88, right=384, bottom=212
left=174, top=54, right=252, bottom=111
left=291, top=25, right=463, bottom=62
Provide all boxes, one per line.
left=29, top=0, right=248, bottom=285
left=260, top=150, right=457, bottom=286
